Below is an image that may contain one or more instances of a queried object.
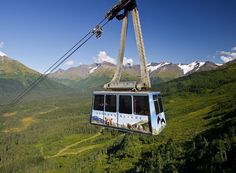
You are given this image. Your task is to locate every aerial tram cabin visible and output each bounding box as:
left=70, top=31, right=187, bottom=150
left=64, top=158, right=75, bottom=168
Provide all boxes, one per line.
left=91, top=91, right=166, bottom=135
left=90, top=0, right=166, bottom=135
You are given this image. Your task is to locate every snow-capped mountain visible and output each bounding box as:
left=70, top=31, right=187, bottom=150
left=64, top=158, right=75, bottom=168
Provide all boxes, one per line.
left=178, top=61, right=205, bottom=74
left=147, top=62, right=171, bottom=72
left=49, top=60, right=220, bottom=82
left=0, top=51, right=7, bottom=57
left=148, top=61, right=218, bottom=75
left=89, top=65, right=99, bottom=74
left=0, top=50, right=226, bottom=90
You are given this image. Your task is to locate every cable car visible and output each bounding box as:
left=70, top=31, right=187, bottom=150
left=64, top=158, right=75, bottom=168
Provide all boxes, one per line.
left=90, top=0, right=166, bottom=135
left=91, top=91, right=166, bottom=135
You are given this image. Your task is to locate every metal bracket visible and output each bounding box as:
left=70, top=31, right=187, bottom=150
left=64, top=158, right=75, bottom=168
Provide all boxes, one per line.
left=92, top=25, right=103, bottom=39
left=104, top=1, right=151, bottom=91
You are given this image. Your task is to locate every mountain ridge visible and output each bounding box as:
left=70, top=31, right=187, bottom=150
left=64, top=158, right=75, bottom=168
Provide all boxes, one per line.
left=0, top=52, right=72, bottom=104
left=0, top=51, right=225, bottom=94
left=49, top=60, right=220, bottom=86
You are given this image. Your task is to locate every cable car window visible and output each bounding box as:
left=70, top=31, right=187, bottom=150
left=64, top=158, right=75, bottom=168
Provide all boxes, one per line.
left=133, top=96, right=150, bottom=115
left=94, top=95, right=104, bottom=111
left=158, top=95, right=163, bottom=113
left=105, top=95, right=116, bottom=112
left=119, top=95, right=132, bottom=114
left=153, top=95, right=163, bottom=114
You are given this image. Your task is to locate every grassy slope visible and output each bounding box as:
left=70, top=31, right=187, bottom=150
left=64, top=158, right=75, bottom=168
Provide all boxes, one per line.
left=0, top=56, right=73, bottom=105
left=0, top=56, right=39, bottom=91
left=156, top=63, right=236, bottom=142
left=0, top=77, right=72, bottom=105
left=0, top=63, right=235, bottom=172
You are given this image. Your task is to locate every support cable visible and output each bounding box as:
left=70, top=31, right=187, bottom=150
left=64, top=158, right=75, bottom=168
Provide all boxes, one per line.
left=1, top=0, right=133, bottom=107
left=1, top=19, right=109, bottom=106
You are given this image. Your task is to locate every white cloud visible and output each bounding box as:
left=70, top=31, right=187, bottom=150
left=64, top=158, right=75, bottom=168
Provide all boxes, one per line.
left=232, top=46, right=236, bottom=51
left=219, top=46, right=236, bottom=63
left=219, top=51, right=236, bottom=63
left=94, top=51, right=116, bottom=65
left=65, top=60, right=75, bottom=66
left=0, top=41, right=4, bottom=48
left=220, top=55, right=235, bottom=63
left=123, top=57, right=134, bottom=66
left=93, top=51, right=134, bottom=66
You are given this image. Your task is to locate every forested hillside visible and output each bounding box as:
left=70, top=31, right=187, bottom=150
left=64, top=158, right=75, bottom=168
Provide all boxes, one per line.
left=0, top=62, right=235, bottom=173
left=0, top=55, right=73, bottom=104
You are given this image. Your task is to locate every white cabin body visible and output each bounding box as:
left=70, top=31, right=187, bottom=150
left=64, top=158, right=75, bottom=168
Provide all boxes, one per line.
left=91, top=91, right=166, bottom=135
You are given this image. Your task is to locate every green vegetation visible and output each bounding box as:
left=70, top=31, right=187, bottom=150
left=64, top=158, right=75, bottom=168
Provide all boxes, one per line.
left=0, top=56, right=72, bottom=105
left=0, top=63, right=235, bottom=172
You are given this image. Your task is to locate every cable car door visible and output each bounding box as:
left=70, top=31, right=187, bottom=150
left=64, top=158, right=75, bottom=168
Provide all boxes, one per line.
left=152, top=94, right=166, bottom=135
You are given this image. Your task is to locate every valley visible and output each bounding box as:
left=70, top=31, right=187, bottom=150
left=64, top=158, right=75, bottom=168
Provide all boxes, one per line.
left=0, top=59, right=235, bottom=172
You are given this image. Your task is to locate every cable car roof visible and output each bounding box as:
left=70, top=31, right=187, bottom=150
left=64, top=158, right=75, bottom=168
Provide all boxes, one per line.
left=93, top=91, right=161, bottom=95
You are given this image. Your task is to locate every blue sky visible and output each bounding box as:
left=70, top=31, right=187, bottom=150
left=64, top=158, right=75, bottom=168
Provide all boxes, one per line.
left=0, top=0, right=236, bottom=72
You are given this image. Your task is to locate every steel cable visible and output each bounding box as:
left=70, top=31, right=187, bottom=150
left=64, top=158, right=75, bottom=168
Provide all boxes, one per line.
left=1, top=19, right=109, bottom=106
